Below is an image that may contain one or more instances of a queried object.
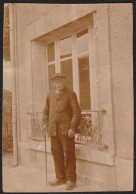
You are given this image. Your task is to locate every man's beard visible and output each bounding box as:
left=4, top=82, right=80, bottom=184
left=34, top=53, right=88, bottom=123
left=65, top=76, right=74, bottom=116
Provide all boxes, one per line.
left=55, top=86, right=63, bottom=94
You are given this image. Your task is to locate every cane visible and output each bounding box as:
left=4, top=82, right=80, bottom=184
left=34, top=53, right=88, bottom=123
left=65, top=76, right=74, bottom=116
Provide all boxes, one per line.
left=44, top=124, right=47, bottom=187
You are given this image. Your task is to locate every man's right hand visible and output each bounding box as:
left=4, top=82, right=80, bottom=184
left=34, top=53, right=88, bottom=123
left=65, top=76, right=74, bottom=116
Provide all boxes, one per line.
left=42, top=123, right=47, bottom=130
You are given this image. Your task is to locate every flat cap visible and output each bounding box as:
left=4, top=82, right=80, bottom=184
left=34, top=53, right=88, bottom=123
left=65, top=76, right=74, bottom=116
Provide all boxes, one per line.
left=51, top=73, right=65, bottom=80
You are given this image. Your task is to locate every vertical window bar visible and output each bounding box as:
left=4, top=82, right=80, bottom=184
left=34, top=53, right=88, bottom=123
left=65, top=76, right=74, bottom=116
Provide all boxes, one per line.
left=72, top=33, right=80, bottom=102
left=92, top=12, right=98, bottom=109
left=88, top=15, right=99, bottom=139
left=55, top=40, right=60, bottom=73
left=45, top=44, right=49, bottom=92
left=88, top=19, right=97, bottom=110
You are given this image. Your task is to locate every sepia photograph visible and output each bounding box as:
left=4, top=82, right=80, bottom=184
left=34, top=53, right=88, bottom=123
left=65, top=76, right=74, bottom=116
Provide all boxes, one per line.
left=2, top=3, right=133, bottom=192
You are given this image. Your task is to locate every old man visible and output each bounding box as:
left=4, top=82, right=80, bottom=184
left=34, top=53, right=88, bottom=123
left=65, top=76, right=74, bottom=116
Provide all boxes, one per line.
left=43, top=73, right=81, bottom=190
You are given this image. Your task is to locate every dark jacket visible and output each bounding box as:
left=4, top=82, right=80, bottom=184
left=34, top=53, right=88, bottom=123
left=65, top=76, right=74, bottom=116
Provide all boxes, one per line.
left=43, top=87, right=81, bottom=136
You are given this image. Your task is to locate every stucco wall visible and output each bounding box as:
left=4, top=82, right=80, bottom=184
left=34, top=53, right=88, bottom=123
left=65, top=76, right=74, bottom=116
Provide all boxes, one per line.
left=108, top=4, right=133, bottom=190
left=109, top=3, right=133, bottom=160
left=14, top=4, right=59, bottom=142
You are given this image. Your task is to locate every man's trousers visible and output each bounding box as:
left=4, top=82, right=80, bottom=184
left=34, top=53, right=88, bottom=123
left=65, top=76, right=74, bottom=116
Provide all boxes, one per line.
left=51, top=127, right=76, bottom=183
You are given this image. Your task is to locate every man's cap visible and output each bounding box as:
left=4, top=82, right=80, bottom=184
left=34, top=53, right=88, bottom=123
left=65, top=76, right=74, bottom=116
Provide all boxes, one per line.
left=51, top=73, right=65, bottom=80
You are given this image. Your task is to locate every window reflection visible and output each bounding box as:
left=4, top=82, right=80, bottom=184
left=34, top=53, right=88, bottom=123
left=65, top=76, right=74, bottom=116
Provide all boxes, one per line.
left=77, top=29, right=89, bottom=55
left=59, top=36, right=72, bottom=59
left=78, top=56, right=91, bottom=110
left=47, top=42, right=55, bottom=62
left=61, top=59, right=73, bottom=90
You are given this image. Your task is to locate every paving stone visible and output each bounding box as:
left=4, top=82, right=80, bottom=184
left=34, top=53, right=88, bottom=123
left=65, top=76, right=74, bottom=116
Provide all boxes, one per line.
left=2, top=152, right=94, bottom=192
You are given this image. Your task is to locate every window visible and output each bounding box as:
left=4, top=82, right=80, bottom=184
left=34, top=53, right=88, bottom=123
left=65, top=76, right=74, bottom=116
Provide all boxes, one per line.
left=59, top=36, right=73, bottom=90
left=47, top=42, right=55, bottom=90
left=46, top=26, right=95, bottom=112
left=78, top=56, right=91, bottom=110
left=77, top=29, right=91, bottom=110
left=45, top=27, right=104, bottom=146
left=77, top=29, right=89, bottom=54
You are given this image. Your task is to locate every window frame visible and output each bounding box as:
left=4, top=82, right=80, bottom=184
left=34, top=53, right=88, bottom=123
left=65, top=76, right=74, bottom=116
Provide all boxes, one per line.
left=45, top=24, right=97, bottom=112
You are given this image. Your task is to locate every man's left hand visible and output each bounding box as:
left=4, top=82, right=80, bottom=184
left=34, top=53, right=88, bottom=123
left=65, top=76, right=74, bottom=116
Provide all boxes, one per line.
left=68, top=128, right=75, bottom=138
left=42, top=123, right=47, bottom=130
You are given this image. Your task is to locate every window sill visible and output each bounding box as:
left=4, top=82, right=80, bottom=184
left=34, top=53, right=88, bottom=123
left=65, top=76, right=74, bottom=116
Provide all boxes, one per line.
left=75, top=144, right=114, bottom=166
left=29, top=138, right=114, bottom=166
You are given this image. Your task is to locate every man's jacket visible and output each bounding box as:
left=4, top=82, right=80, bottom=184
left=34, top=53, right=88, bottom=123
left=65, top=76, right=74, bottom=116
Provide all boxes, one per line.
left=43, top=87, right=81, bottom=136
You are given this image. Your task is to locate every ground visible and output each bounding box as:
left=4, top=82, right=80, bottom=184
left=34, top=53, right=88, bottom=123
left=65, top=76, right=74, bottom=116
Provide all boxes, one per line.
left=2, top=151, right=94, bottom=192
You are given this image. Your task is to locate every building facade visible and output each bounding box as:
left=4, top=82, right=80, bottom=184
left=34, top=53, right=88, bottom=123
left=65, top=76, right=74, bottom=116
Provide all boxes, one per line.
left=9, top=3, right=133, bottom=191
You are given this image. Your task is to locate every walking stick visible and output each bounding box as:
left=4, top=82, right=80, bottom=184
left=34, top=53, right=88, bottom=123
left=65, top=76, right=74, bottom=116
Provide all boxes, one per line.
left=44, top=125, right=47, bottom=187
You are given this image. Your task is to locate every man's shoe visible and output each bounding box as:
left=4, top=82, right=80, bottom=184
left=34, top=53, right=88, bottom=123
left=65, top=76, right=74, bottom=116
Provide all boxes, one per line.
left=48, top=179, right=66, bottom=187
left=66, top=181, right=76, bottom=190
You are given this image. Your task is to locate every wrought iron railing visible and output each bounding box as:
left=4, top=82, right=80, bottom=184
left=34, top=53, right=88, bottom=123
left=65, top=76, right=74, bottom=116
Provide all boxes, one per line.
left=28, top=109, right=107, bottom=148
left=28, top=112, right=45, bottom=140
left=2, top=121, right=13, bottom=151
left=74, top=110, right=106, bottom=146
left=2, top=122, right=13, bottom=138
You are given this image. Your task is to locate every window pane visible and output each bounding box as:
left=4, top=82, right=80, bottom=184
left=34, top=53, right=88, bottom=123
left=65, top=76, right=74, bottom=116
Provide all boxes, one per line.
left=48, top=64, right=55, bottom=90
left=47, top=42, right=55, bottom=62
left=59, top=36, right=72, bottom=59
left=78, top=56, right=91, bottom=110
left=61, top=59, right=73, bottom=90
left=77, top=29, right=89, bottom=55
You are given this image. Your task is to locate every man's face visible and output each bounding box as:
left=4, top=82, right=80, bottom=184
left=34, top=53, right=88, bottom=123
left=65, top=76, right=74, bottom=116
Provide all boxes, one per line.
left=52, top=77, right=65, bottom=92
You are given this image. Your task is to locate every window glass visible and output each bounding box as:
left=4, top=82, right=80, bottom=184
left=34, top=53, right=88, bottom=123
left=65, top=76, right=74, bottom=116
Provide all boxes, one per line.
left=48, top=64, right=55, bottom=90
left=61, top=59, right=73, bottom=90
left=47, top=42, right=55, bottom=62
left=77, top=29, right=89, bottom=55
left=78, top=55, right=91, bottom=110
left=59, top=36, right=72, bottom=59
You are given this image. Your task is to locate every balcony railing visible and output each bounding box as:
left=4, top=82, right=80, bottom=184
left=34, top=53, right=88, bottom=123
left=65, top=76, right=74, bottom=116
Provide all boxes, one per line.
left=2, top=121, right=13, bottom=151
left=28, top=109, right=107, bottom=148
left=74, top=110, right=106, bottom=147
left=28, top=112, right=45, bottom=140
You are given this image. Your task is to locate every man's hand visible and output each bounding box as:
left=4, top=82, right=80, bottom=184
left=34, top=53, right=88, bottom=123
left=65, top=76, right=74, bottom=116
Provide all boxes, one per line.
left=42, top=123, right=47, bottom=130
left=68, top=128, right=75, bottom=138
